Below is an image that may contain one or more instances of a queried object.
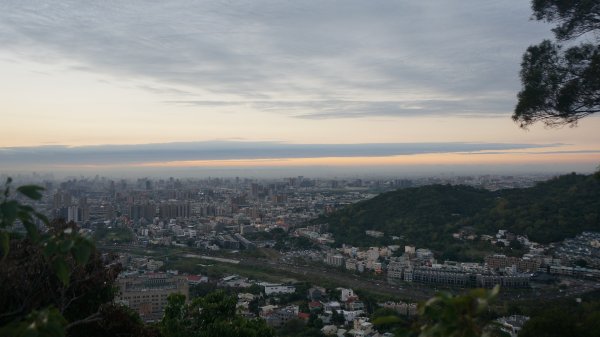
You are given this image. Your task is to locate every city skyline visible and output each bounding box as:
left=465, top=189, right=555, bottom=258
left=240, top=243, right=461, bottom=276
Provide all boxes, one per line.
left=1, top=1, right=599, bottom=174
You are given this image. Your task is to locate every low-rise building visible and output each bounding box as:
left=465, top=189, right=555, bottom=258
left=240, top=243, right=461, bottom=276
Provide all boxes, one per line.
left=365, top=230, right=384, bottom=238
left=326, top=253, right=344, bottom=267
left=117, top=273, right=189, bottom=322
left=378, top=301, right=418, bottom=316
left=338, top=288, right=357, bottom=302
left=485, top=254, right=541, bottom=273
left=412, top=267, right=471, bottom=287
left=496, top=315, right=530, bottom=337
left=264, top=284, right=296, bottom=296
left=264, top=305, right=299, bottom=327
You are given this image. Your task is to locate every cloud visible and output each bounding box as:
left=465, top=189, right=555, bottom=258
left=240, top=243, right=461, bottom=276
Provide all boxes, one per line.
left=0, top=141, right=559, bottom=168
left=167, top=97, right=513, bottom=119
left=0, top=1, right=552, bottom=119
left=462, top=149, right=600, bottom=155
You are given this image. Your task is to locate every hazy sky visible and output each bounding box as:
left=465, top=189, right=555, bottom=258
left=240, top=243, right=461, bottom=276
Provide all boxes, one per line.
left=1, top=1, right=599, bottom=175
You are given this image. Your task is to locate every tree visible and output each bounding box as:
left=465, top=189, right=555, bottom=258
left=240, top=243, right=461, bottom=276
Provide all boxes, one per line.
left=189, top=282, right=218, bottom=299
left=0, top=179, right=91, bottom=336
left=370, top=307, right=406, bottom=333
left=0, top=179, right=149, bottom=337
left=276, top=319, right=305, bottom=336
left=68, top=305, right=160, bottom=337
left=0, top=229, right=120, bottom=327
left=277, top=319, right=324, bottom=337
left=400, top=286, right=503, bottom=337
left=519, top=308, right=579, bottom=337
left=330, top=310, right=345, bottom=326
left=160, top=290, right=274, bottom=337
left=513, top=0, right=600, bottom=127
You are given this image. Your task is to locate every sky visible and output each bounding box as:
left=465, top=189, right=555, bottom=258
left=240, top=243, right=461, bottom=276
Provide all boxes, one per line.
left=0, top=1, right=599, bottom=177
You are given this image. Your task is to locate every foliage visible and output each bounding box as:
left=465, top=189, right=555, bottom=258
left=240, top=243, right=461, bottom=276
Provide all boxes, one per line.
left=274, top=236, right=317, bottom=251
left=371, top=308, right=407, bottom=333
left=244, top=227, right=287, bottom=242
left=514, top=40, right=600, bottom=127
left=68, top=304, right=160, bottom=337
left=519, top=294, right=600, bottom=337
left=189, top=282, right=219, bottom=299
left=317, top=173, right=600, bottom=252
left=401, top=286, right=501, bottom=337
left=0, top=178, right=125, bottom=337
left=160, top=290, right=274, bottom=337
left=93, top=225, right=134, bottom=244
left=269, top=282, right=312, bottom=305
left=307, top=314, right=323, bottom=329
left=330, top=310, right=345, bottom=326
left=513, top=0, right=600, bottom=127
left=1, top=179, right=47, bottom=258
left=531, top=0, right=600, bottom=41
left=0, top=233, right=120, bottom=322
left=315, top=184, right=493, bottom=249
left=277, top=319, right=324, bottom=337
left=1, top=178, right=94, bottom=286
left=246, top=283, right=263, bottom=295
left=462, top=173, right=600, bottom=243
left=0, top=308, right=67, bottom=337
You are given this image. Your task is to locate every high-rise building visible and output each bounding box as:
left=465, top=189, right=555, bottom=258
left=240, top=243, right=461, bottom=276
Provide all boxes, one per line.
left=159, top=202, right=190, bottom=219
left=129, top=203, right=157, bottom=221
left=53, top=190, right=72, bottom=209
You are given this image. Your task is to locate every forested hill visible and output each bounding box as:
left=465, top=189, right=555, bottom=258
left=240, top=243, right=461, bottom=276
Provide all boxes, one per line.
left=313, top=173, right=600, bottom=248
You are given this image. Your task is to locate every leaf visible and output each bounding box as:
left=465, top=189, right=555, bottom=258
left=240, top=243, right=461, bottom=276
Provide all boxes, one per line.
left=71, top=239, right=92, bottom=265
left=0, top=231, right=9, bottom=258
left=17, top=185, right=45, bottom=200
left=489, top=285, right=500, bottom=298
left=0, top=307, right=66, bottom=337
left=34, top=211, right=50, bottom=225
left=44, top=239, right=58, bottom=256
left=52, top=259, right=70, bottom=286
left=18, top=204, right=35, bottom=212
left=0, top=200, right=19, bottom=226
left=16, top=209, right=33, bottom=224
left=59, top=239, right=74, bottom=254
left=22, top=221, right=41, bottom=242
left=3, top=177, right=11, bottom=197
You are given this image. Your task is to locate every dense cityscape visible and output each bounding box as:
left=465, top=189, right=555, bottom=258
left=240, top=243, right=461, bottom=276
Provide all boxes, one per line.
left=2, top=1, right=599, bottom=336
left=4, top=172, right=600, bottom=336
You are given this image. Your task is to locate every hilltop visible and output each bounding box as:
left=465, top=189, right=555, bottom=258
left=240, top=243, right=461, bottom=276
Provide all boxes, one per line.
left=314, top=173, right=600, bottom=255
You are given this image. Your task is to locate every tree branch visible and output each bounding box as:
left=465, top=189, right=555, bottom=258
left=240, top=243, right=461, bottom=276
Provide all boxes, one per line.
left=65, top=312, right=102, bottom=330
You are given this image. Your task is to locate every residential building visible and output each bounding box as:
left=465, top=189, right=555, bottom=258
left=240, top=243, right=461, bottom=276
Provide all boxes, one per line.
left=117, top=273, right=189, bottom=322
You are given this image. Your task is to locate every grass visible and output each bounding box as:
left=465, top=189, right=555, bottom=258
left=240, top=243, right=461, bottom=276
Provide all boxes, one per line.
left=166, top=256, right=294, bottom=283
left=94, top=227, right=134, bottom=243
left=166, top=255, right=407, bottom=302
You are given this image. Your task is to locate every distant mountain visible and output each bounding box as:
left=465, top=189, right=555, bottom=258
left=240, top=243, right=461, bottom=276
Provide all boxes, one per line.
left=313, top=173, right=600, bottom=250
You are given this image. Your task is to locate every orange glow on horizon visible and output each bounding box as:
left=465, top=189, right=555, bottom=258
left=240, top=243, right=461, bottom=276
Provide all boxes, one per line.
left=54, top=150, right=598, bottom=169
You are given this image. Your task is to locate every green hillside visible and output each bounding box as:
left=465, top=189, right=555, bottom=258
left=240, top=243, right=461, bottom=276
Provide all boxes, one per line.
left=462, top=173, right=600, bottom=243
left=314, top=173, right=600, bottom=251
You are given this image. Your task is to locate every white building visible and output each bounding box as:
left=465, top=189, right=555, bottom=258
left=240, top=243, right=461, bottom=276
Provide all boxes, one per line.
left=321, top=325, right=338, bottom=336
left=264, top=284, right=296, bottom=296
left=496, top=315, right=530, bottom=337
left=342, top=310, right=364, bottom=322
left=338, top=288, right=356, bottom=301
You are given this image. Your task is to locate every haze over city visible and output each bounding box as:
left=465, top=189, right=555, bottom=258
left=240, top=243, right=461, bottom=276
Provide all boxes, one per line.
left=3, top=2, right=600, bottom=337
left=1, top=0, right=598, bottom=177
